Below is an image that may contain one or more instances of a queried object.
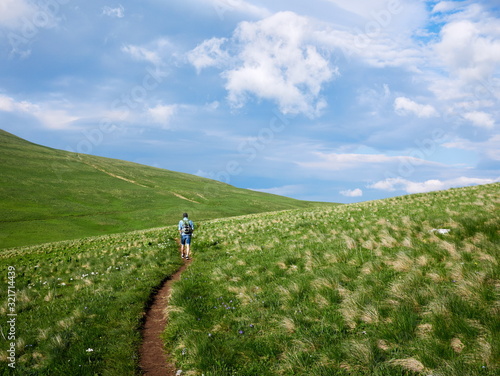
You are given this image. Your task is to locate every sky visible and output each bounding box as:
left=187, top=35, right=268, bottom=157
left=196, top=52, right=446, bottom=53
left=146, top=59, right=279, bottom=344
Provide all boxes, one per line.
left=0, top=0, right=499, bottom=203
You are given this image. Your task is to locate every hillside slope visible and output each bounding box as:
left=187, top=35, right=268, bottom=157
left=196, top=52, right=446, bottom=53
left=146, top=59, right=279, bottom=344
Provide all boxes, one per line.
left=0, top=183, right=497, bottom=375
left=0, top=129, right=326, bottom=248
left=165, top=182, right=499, bottom=375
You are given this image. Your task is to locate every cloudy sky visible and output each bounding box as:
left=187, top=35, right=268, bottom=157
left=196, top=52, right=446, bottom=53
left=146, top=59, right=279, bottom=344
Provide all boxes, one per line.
left=0, top=0, right=499, bottom=203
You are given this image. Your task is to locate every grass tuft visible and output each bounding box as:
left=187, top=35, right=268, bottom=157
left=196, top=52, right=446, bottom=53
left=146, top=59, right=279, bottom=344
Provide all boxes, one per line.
left=163, top=183, right=499, bottom=375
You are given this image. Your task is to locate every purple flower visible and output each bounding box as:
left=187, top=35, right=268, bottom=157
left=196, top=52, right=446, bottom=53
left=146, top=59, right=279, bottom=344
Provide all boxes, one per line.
left=239, top=330, right=244, bottom=334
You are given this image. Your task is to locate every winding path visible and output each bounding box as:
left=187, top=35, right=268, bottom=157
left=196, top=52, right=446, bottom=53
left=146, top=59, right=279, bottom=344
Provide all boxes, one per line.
left=139, top=253, right=191, bottom=375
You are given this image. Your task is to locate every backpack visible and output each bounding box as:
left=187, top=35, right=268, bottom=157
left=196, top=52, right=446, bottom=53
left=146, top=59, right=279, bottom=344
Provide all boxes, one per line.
left=181, top=219, right=193, bottom=235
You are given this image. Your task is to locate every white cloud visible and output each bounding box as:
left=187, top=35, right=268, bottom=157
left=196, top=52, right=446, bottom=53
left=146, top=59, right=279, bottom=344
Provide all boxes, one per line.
left=463, top=111, right=495, bottom=129
left=250, top=184, right=303, bottom=196
left=0, top=94, right=39, bottom=114
left=0, top=0, right=62, bottom=31
left=205, top=101, right=220, bottom=111
left=423, top=3, right=500, bottom=142
left=0, top=94, right=78, bottom=130
left=190, top=11, right=338, bottom=118
left=432, top=1, right=462, bottom=14
left=35, top=109, right=79, bottom=130
left=369, top=176, right=500, bottom=194
left=0, top=0, right=62, bottom=57
left=188, top=37, right=230, bottom=73
left=227, top=12, right=337, bottom=117
left=122, top=38, right=173, bottom=67
left=189, top=3, right=461, bottom=117
left=431, top=10, right=500, bottom=95
left=444, top=134, right=500, bottom=161
left=340, top=188, right=363, bottom=197
left=0, top=95, right=16, bottom=111
left=147, top=104, right=177, bottom=127
left=102, top=5, right=125, bottom=18
left=297, top=151, right=436, bottom=171
left=394, top=97, right=439, bottom=118
left=0, top=0, right=37, bottom=28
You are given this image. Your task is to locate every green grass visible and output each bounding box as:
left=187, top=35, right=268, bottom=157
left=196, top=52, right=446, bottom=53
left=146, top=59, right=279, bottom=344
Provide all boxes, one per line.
left=0, top=129, right=326, bottom=249
left=0, top=227, right=181, bottom=375
left=163, top=183, right=499, bottom=376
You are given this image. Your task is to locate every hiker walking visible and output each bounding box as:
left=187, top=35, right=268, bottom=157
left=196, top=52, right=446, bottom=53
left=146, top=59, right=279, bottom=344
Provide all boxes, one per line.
left=178, top=212, right=194, bottom=260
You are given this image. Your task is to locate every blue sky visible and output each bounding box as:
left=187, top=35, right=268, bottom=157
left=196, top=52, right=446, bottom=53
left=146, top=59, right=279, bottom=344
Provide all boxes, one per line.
left=0, top=0, right=499, bottom=203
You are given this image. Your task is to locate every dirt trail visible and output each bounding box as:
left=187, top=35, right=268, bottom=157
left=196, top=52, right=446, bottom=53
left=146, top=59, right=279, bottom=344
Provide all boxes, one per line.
left=139, top=248, right=191, bottom=375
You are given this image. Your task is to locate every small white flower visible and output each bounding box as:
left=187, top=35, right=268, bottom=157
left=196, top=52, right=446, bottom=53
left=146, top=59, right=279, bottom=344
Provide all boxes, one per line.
left=86, top=348, right=94, bottom=352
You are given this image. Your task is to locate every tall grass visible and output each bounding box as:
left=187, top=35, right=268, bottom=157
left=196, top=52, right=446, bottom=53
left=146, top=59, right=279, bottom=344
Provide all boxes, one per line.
left=164, top=184, right=499, bottom=375
left=0, top=183, right=497, bottom=375
left=0, top=228, right=181, bottom=375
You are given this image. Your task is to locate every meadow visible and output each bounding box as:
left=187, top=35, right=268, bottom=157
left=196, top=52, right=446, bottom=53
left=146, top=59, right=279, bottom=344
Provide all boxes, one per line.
left=0, top=183, right=498, bottom=375
left=164, top=183, right=499, bottom=375
left=0, top=228, right=181, bottom=375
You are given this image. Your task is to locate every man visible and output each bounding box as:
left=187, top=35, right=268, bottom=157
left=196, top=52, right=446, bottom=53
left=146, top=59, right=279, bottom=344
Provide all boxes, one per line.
left=178, top=212, right=194, bottom=260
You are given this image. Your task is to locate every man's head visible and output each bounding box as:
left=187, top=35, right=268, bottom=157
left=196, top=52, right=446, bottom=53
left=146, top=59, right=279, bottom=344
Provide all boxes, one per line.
left=183, top=212, right=188, bottom=218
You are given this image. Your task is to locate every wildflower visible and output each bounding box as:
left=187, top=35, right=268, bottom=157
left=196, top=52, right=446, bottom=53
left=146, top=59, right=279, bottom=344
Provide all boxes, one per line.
left=249, top=324, right=254, bottom=328
left=86, top=348, right=94, bottom=352
left=239, top=330, right=244, bottom=334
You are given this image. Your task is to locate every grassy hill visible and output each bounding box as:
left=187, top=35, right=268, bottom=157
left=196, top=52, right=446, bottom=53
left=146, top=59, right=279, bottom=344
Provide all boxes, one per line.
left=0, top=129, right=325, bottom=249
left=166, top=183, right=499, bottom=376
left=0, top=182, right=497, bottom=375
